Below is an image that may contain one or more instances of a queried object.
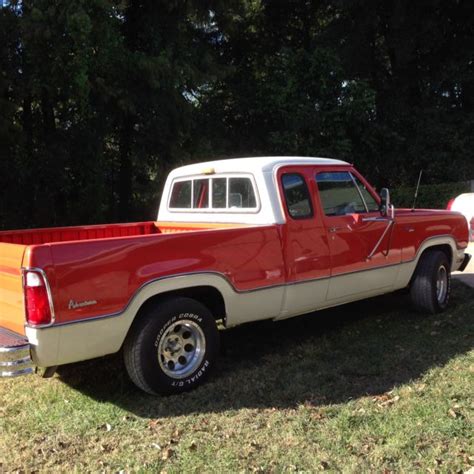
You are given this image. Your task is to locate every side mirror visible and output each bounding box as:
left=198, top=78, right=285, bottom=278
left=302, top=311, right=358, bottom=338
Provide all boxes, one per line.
left=379, top=188, right=390, bottom=217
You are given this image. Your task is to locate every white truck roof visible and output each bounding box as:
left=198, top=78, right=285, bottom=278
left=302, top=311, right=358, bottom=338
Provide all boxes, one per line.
left=158, top=156, right=350, bottom=225
left=167, top=156, right=348, bottom=179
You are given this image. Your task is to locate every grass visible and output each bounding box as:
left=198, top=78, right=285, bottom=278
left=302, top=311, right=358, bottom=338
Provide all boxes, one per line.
left=1, top=281, right=473, bottom=472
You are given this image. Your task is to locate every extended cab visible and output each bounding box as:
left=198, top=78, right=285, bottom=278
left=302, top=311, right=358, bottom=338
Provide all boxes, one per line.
left=0, top=157, right=471, bottom=394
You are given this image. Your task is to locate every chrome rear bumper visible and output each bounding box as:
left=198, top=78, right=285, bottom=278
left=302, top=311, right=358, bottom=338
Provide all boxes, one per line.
left=0, top=329, right=34, bottom=377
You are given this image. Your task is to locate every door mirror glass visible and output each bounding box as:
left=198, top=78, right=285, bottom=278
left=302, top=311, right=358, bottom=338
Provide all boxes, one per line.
left=379, top=188, right=390, bottom=216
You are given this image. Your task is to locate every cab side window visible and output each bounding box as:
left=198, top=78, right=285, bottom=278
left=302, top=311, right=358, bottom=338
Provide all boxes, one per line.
left=281, top=173, right=313, bottom=219
left=315, top=172, right=366, bottom=216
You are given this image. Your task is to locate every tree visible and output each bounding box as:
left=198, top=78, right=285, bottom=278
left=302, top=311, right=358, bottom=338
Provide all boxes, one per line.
left=1, top=0, right=473, bottom=230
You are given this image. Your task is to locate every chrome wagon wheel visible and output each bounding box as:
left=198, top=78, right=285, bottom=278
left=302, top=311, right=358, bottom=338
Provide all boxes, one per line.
left=436, top=265, right=448, bottom=304
left=157, top=320, right=206, bottom=379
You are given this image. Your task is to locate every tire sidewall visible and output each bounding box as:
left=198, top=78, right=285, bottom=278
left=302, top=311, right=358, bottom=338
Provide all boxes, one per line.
left=138, top=299, right=218, bottom=394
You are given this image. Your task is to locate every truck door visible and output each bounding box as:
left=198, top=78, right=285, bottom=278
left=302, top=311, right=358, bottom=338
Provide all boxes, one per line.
left=313, top=168, right=401, bottom=301
left=276, top=166, right=331, bottom=318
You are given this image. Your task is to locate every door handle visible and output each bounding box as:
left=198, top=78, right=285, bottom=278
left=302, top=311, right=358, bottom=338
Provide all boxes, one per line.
left=328, top=226, right=344, bottom=233
left=361, top=216, right=391, bottom=223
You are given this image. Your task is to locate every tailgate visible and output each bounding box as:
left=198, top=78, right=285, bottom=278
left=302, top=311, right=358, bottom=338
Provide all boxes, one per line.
left=0, top=243, right=26, bottom=335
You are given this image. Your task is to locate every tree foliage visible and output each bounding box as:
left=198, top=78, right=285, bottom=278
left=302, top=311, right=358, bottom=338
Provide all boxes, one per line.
left=1, top=0, right=473, bottom=229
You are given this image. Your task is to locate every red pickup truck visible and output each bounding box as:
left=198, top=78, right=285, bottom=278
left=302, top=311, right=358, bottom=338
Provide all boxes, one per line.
left=0, top=157, right=471, bottom=394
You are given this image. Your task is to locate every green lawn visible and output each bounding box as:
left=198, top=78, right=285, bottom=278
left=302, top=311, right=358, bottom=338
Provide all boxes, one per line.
left=1, top=282, right=473, bottom=472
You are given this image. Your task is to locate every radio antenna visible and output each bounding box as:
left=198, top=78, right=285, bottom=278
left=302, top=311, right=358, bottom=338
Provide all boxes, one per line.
left=411, top=170, right=423, bottom=212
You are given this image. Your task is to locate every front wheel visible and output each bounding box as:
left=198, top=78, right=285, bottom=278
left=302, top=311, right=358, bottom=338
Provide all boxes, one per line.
left=410, top=250, right=451, bottom=314
left=124, top=297, right=219, bottom=395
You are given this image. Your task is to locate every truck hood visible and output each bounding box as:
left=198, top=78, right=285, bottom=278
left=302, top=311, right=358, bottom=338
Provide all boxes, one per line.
left=395, top=208, right=463, bottom=218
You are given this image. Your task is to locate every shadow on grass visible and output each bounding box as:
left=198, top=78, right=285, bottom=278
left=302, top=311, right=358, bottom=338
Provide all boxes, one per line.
left=57, top=281, right=474, bottom=418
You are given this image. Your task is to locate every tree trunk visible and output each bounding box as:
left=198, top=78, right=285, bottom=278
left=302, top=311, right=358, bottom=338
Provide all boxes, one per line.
left=118, top=118, right=133, bottom=221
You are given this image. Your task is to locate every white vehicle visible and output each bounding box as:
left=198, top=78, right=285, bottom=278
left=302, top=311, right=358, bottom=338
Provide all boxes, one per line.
left=447, top=193, right=474, bottom=241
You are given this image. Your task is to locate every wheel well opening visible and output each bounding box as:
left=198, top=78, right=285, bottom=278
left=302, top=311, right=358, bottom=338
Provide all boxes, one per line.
left=410, top=244, right=453, bottom=286
left=424, top=244, right=453, bottom=266
left=137, top=286, right=226, bottom=324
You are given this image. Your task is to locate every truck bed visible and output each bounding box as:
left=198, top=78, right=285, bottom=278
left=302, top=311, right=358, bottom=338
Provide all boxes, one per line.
left=0, top=220, right=254, bottom=334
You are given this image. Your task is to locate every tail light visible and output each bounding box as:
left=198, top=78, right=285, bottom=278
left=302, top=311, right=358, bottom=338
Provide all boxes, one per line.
left=446, top=198, right=455, bottom=210
left=23, top=270, right=54, bottom=326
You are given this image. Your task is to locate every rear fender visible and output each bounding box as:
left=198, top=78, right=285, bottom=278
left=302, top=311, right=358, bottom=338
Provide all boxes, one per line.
left=26, top=272, right=284, bottom=367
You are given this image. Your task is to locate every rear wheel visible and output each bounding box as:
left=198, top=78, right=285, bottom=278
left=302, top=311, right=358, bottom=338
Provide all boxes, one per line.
left=410, top=250, right=451, bottom=314
left=124, top=297, right=219, bottom=395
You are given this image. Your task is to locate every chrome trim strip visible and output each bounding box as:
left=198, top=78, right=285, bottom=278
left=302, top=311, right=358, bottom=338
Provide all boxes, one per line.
left=21, top=266, right=56, bottom=328
left=50, top=308, right=127, bottom=327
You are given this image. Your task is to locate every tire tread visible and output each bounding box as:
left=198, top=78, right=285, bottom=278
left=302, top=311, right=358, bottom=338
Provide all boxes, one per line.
left=410, top=250, right=450, bottom=314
